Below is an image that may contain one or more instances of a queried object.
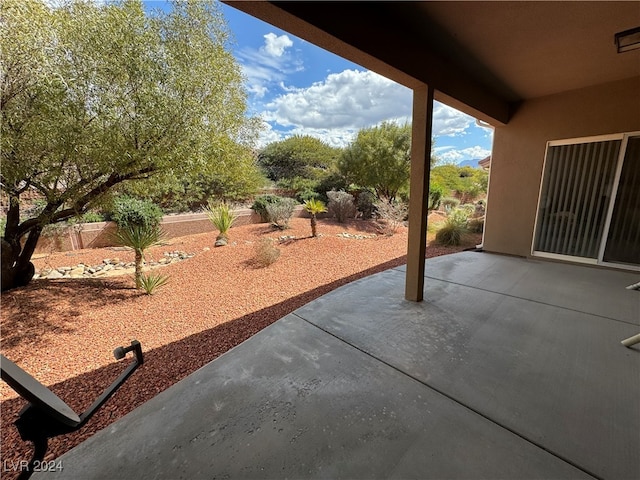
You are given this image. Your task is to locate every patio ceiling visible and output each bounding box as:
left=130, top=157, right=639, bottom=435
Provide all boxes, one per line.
left=225, top=1, right=640, bottom=125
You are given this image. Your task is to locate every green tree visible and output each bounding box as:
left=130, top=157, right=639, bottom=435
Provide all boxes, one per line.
left=1, top=0, right=258, bottom=291
left=339, top=122, right=412, bottom=200
left=258, top=135, right=340, bottom=182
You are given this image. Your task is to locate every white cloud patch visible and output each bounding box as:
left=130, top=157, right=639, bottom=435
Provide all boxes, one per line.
left=259, top=69, right=485, bottom=147
left=437, top=146, right=492, bottom=164
left=261, top=33, right=293, bottom=57
left=262, top=70, right=412, bottom=139
left=432, top=103, right=474, bottom=137
left=237, top=33, right=302, bottom=101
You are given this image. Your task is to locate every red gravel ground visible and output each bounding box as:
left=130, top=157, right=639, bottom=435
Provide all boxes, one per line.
left=1, top=218, right=480, bottom=476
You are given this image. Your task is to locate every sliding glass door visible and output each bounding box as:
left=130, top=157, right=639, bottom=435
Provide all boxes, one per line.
left=533, top=132, right=639, bottom=269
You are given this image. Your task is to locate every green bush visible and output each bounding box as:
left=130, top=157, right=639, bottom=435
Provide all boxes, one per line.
left=265, top=198, right=298, bottom=229
left=356, top=191, right=377, bottom=219
left=441, top=197, right=460, bottom=211
left=251, top=195, right=282, bottom=222
left=428, top=183, right=445, bottom=211
left=435, top=208, right=469, bottom=246
left=0, top=217, right=6, bottom=237
left=80, top=211, right=105, bottom=223
left=110, top=196, right=163, bottom=229
left=327, top=190, right=356, bottom=223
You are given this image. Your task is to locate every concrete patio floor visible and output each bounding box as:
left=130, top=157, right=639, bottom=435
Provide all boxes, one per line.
left=38, top=252, right=639, bottom=479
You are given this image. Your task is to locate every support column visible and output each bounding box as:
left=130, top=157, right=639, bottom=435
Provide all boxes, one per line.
left=405, top=84, right=434, bottom=302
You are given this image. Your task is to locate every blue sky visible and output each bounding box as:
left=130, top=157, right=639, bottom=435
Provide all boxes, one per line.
left=145, top=1, right=493, bottom=164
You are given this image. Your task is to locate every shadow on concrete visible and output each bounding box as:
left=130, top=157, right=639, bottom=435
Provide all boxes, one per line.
left=1, top=256, right=406, bottom=478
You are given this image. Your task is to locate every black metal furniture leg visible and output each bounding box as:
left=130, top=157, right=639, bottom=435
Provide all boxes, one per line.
left=17, top=437, right=47, bottom=480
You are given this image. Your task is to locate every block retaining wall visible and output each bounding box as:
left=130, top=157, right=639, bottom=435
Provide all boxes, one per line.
left=34, top=206, right=309, bottom=254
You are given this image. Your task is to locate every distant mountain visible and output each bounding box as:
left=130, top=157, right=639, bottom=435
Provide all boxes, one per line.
left=457, top=158, right=484, bottom=168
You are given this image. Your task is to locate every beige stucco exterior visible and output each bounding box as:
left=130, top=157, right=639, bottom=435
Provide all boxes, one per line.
left=483, top=76, right=640, bottom=257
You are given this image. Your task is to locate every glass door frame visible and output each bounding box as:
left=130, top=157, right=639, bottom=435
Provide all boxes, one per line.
left=531, top=131, right=640, bottom=271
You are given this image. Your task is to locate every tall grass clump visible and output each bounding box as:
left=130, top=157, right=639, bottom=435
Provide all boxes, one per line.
left=254, top=238, right=281, bottom=267
left=139, top=272, right=170, bottom=295
left=205, top=202, right=237, bottom=246
left=435, top=208, right=469, bottom=246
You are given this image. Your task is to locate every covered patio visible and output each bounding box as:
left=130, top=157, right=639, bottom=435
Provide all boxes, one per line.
left=38, top=252, right=639, bottom=479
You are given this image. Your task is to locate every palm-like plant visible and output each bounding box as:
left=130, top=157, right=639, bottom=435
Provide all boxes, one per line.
left=113, top=223, right=165, bottom=289
left=205, top=202, right=237, bottom=246
left=304, top=198, right=327, bottom=237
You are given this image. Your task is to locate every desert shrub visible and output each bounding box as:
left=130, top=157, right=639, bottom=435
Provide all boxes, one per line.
left=139, top=272, right=170, bottom=295
left=428, top=183, right=445, bottom=211
left=254, top=238, right=281, bottom=267
left=375, top=197, right=408, bottom=235
left=468, top=216, right=485, bottom=233
left=265, top=198, right=298, bottom=229
left=458, top=203, right=476, bottom=217
left=204, top=202, right=237, bottom=244
left=356, top=191, right=377, bottom=219
left=79, top=211, right=105, bottom=223
left=327, top=190, right=356, bottom=223
left=110, top=196, right=163, bottom=229
left=435, top=208, right=469, bottom=246
left=251, top=195, right=282, bottom=222
left=441, top=197, right=460, bottom=211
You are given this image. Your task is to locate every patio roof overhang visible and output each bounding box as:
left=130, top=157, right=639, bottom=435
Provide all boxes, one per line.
left=224, top=1, right=640, bottom=301
left=225, top=1, right=640, bottom=125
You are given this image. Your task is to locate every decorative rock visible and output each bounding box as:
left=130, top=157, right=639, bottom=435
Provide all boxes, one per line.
left=35, top=250, right=196, bottom=281
left=214, top=238, right=228, bottom=247
left=69, top=266, right=85, bottom=277
left=202, top=247, right=210, bottom=252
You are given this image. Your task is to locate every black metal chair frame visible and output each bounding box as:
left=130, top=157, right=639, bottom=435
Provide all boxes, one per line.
left=1, top=341, right=143, bottom=480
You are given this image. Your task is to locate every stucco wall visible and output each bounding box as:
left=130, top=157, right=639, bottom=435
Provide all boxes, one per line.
left=483, top=76, right=640, bottom=257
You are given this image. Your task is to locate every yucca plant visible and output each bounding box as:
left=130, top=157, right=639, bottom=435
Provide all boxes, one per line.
left=112, top=223, right=166, bottom=289
left=139, top=272, right=170, bottom=295
left=205, top=202, right=237, bottom=246
left=304, top=198, right=327, bottom=237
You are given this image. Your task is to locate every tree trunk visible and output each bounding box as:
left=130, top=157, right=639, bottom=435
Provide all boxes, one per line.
left=310, top=215, right=317, bottom=237
left=1, top=227, right=40, bottom=292
left=134, top=249, right=143, bottom=289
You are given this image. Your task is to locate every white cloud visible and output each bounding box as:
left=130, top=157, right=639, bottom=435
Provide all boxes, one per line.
left=259, top=69, right=484, bottom=147
left=237, top=33, right=302, bottom=102
left=263, top=69, right=412, bottom=132
left=432, top=103, right=474, bottom=137
left=437, top=146, right=491, bottom=164
left=261, top=33, right=293, bottom=57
